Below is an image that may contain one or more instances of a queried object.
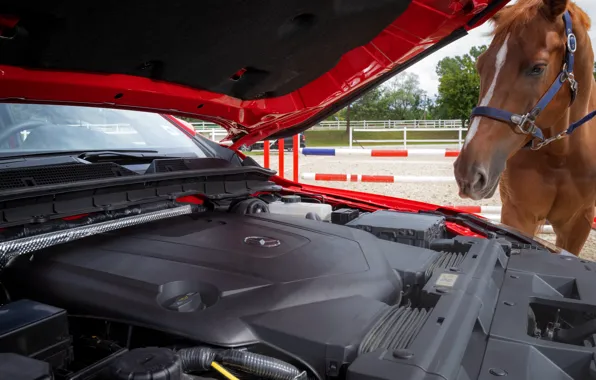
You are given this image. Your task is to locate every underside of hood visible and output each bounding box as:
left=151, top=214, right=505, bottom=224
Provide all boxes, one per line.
left=0, top=0, right=506, bottom=147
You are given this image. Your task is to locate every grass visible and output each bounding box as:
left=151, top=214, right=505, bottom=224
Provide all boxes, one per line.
left=303, top=130, right=468, bottom=147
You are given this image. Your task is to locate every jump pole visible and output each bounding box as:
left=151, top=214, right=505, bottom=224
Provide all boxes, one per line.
left=301, top=148, right=460, bottom=157
left=301, top=173, right=456, bottom=183
left=293, top=134, right=299, bottom=182
left=264, top=140, right=270, bottom=169
left=278, top=139, right=284, bottom=178
left=450, top=205, right=502, bottom=213
left=263, top=136, right=300, bottom=181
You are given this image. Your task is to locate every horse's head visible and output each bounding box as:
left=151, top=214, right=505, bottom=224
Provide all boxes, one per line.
left=453, top=0, right=592, bottom=200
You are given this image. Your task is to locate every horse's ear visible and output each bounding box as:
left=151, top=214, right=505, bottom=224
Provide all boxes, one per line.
left=491, top=5, right=512, bottom=24
left=542, top=0, right=569, bottom=21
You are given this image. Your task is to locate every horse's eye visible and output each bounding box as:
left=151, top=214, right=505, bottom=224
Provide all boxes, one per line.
left=529, top=64, right=546, bottom=76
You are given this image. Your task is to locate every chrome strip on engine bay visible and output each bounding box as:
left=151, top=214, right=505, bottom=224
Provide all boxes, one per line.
left=0, top=204, right=194, bottom=270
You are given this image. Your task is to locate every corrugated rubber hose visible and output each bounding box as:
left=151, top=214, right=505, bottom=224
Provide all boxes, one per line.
left=177, top=347, right=306, bottom=380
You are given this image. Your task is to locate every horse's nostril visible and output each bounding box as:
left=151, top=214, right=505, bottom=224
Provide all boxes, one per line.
left=472, top=168, right=487, bottom=192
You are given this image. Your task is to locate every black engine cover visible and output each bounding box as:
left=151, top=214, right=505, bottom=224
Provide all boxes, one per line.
left=5, top=212, right=438, bottom=376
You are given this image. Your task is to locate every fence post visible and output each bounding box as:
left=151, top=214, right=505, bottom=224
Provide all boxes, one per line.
left=458, top=127, right=463, bottom=149
left=349, top=126, right=353, bottom=149
left=403, top=126, right=407, bottom=149
left=210, top=130, right=216, bottom=141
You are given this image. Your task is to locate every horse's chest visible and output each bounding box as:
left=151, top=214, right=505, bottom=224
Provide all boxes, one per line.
left=545, top=154, right=567, bottom=169
left=504, top=153, right=596, bottom=207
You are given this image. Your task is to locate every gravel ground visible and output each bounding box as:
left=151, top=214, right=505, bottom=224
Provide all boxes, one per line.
left=253, top=153, right=596, bottom=260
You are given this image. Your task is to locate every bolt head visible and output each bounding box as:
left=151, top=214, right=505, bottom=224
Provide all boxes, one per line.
left=489, top=368, right=508, bottom=376
left=392, top=349, right=414, bottom=359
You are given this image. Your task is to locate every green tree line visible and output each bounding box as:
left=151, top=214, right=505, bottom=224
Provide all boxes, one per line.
left=330, top=45, right=488, bottom=125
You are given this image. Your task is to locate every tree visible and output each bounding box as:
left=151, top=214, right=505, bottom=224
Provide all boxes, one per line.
left=382, top=73, right=427, bottom=120
left=435, top=45, right=487, bottom=124
left=327, top=72, right=430, bottom=123
left=348, top=86, right=387, bottom=121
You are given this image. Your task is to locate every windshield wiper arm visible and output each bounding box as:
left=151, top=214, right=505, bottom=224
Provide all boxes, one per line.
left=0, top=149, right=161, bottom=161
left=77, top=150, right=166, bottom=161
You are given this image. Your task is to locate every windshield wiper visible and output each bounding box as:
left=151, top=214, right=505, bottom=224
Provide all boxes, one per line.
left=77, top=150, right=168, bottom=162
left=0, top=149, right=160, bottom=161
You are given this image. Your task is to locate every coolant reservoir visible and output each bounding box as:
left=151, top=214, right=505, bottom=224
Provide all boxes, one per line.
left=268, top=195, right=332, bottom=221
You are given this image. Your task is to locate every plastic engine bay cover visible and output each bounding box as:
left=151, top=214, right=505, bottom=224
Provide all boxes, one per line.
left=2, top=212, right=443, bottom=375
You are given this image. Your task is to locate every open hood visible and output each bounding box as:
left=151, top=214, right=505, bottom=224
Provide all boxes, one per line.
left=0, top=0, right=506, bottom=148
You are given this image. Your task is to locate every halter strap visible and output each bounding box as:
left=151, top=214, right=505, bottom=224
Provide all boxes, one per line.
left=469, top=10, right=587, bottom=151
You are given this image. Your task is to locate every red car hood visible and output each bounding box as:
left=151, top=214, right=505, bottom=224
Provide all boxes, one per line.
left=0, top=0, right=505, bottom=148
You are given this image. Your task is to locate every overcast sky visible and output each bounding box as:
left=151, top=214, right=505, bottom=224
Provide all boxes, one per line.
left=403, top=0, right=596, bottom=97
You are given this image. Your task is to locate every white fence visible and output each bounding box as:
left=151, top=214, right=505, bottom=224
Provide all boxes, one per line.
left=314, top=119, right=463, bottom=130
left=194, top=128, right=228, bottom=141
left=191, top=120, right=468, bottom=148
left=349, top=126, right=468, bottom=149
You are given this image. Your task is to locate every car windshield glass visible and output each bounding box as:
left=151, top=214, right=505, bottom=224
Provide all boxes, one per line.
left=0, top=103, right=206, bottom=158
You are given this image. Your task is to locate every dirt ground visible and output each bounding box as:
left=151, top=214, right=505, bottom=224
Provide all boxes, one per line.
left=254, top=153, right=596, bottom=261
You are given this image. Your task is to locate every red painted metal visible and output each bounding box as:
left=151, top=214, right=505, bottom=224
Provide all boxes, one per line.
left=371, top=150, right=409, bottom=157
left=315, top=174, right=347, bottom=181
left=274, top=176, right=439, bottom=212
left=293, top=134, right=299, bottom=182
left=62, top=213, right=91, bottom=221
left=360, top=175, right=395, bottom=183
left=0, top=0, right=504, bottom=148
left=453, top=205, right=483, bottom=213
left=445, top=150, right=460, bottom=157
left=445, top=222, right=485, bottom=238
left=176, top=195, right=204, bottom=205
left=278, top=139, right=284, bottom=178
left=264, top=142, right=270, bottom=169
left=0, top=14, right=19, bottom=36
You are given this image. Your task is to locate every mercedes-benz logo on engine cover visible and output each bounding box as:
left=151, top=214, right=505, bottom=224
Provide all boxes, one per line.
left=244, top=236, right=281, bottom=248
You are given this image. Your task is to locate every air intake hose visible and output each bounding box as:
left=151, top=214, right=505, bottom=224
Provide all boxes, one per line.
left=177, top=347, right=305, bottom=380
left=178, top=346, right=217, bottom=372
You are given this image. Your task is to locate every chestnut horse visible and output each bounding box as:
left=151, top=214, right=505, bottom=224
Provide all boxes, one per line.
left=453, top=0, right=596, bottom=256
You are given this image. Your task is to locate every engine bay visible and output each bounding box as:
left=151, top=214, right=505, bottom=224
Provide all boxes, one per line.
left=0, top=192, right=595, bottom=379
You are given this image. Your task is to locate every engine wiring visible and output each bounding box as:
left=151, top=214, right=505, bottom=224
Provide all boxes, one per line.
left=212, top=361, right=240, bottom=380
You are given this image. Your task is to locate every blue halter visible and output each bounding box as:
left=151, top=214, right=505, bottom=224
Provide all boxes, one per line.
left=470, top=11, right=596, bottom=150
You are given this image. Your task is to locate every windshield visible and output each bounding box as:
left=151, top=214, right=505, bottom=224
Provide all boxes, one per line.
left=0, top=103, right=206, bottom=158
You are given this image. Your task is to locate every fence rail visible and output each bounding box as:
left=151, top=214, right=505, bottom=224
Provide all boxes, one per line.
left=314, top=119, right=464, bottom=130
left=349, top=127, right=468, bottom=148
left=190, top=119, right=464, bottom=133
left=193, top=121, right=468, bottom=147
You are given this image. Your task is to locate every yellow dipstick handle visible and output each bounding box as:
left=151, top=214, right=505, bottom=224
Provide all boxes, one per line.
left=211, top=361, right=240, bottom=380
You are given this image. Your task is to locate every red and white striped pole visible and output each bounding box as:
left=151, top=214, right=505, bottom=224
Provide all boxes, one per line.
left=300, top=148, right=460, bottom=157
left=449, top=205, right=502, bottom=213
left=301, top=173, right=456, bottom=183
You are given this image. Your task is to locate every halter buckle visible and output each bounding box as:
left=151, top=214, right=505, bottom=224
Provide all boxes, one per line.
left=567, top=33, right=577, bottom=53
left=511, top=113, right=537, bottom=135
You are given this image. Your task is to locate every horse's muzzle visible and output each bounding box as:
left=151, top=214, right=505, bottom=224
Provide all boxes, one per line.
left=454, top=162, right=494, bottom=200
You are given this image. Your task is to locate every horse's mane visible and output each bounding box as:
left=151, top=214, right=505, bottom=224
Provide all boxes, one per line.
left=491, top=0, right=591, bottom=38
